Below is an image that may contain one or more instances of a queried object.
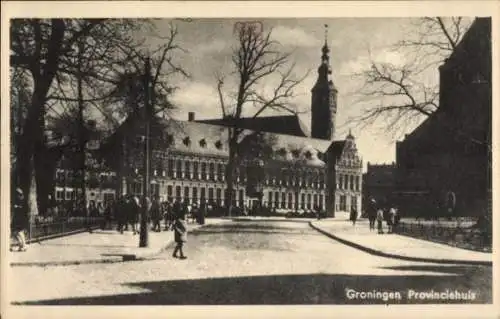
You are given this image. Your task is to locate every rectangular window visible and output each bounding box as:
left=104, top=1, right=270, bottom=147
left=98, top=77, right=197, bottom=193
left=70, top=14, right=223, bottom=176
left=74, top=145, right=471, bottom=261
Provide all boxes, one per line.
left=175, top=186, right=181, bottom=202
left=209, top=163, right=215, bottom=181
left=216, top=188, right=222, bottom=205
left=344, top=175, right=348, bottom=190
left=301, top=193, right=305, bottom=209
left=185, top=161, right=191, bottom=179
left=192, top=187, right=198, bottom=204
left=176, top=160, right=182, bottom=179
left=208, top=188, right=214, bottom=203
left=167, top=185, right=173, bottom=202
left=274, top=191, right=279, bottom=208
left=201, top=162, right=207, bottom=180
left=355, top=176, right=360, bottom=191
left=319, top=194, right=324, bottom=210
left=56, top=190, right=64, bottom=200
left=313, top=194, right=318, bottom=208
left=350, top=175, right=354, bottom=191
left=268, top=191, right=273, bottom=208
left=307, top=194, right=312, bottom=210
left=218, top=163, right=225, bottom=181
left=340, top=195, right=346, bottom=211
left=288, top=193, right=293, bottom=209
left=184, top=186, right=189, bottom=202
left=193, top=162, right=199, bottom=180
left=281, top=192, right=286, bottom=209
left=168, top=159, right=174, bottom=178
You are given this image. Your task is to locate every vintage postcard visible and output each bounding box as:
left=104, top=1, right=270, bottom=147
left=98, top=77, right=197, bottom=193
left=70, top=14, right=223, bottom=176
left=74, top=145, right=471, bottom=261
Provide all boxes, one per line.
left=1, top=1, right=498, bottom=318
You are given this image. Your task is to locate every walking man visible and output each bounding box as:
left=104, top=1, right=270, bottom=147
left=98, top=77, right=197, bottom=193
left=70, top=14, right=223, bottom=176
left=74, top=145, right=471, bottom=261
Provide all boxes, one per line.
left=349, top=205, right=358, bottom=226
left=11, top=188, right=29, bottom=252
left=150, top=196, right=161, bottom=232
left=172, top=200, right=188, bottom=259
left=368, top=198, right=377, bottom=231
left=376, top=208, right=385, bottom=234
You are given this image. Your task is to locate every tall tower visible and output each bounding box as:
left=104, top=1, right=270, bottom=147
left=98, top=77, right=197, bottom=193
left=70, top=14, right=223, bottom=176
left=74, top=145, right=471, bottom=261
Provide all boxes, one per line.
left=311, top=24, right=337, bottom=140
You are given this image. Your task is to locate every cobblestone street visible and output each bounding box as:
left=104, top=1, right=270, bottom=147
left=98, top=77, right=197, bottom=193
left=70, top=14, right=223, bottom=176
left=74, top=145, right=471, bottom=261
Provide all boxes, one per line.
left=9, top=220, right=492, bottom=305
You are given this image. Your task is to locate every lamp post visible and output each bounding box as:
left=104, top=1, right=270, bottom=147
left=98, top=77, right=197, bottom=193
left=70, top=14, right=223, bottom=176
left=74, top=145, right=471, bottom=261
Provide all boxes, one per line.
left=139, top=56, right=152, bottom=248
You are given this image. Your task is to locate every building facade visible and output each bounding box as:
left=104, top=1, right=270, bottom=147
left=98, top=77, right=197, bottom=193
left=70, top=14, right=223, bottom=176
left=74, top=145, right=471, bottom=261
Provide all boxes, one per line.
left=395, top=18, right=491, bottom=218
left=53, top=29, right=363, bottom=217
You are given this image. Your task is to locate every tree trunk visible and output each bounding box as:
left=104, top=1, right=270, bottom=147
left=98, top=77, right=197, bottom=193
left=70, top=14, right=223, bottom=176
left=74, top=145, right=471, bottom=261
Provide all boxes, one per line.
left=225, top=129, right=238, bottom=217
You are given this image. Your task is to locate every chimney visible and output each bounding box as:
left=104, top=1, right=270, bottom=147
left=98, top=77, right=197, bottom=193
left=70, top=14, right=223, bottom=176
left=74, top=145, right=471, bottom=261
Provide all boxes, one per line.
left=188, top=112, right=195, bottom=122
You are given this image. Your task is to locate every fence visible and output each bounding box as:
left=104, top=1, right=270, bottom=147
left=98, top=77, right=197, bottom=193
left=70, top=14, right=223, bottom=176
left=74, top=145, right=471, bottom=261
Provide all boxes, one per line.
left=26, top=215, right=105, bottom=243
left=395, top=218, right=491, bottom=252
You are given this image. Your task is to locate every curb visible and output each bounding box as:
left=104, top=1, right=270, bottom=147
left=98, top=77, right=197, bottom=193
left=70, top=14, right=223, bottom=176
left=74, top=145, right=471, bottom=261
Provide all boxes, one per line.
left=10, top=221, right=224, bottom=268
left=309, top=222, right=492, bottom=266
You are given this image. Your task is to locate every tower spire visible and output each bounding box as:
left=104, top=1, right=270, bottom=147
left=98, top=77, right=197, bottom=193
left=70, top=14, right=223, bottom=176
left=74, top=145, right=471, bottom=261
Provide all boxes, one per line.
left=324, top=24, right=328, bottom=46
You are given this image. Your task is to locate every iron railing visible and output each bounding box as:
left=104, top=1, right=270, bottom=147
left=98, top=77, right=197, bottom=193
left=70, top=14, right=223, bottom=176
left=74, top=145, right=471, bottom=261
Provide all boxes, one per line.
left=394, top=218, right=491, bottom=252
left=26, top=215, right=105, bottom=243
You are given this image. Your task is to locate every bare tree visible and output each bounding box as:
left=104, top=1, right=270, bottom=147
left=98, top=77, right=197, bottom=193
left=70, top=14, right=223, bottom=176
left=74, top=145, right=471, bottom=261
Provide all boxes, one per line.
left=216, top=22, right=309, bottom=216
left=351, top=17, right=472, bottom=137
left=9, top=18, right=186, bottom=215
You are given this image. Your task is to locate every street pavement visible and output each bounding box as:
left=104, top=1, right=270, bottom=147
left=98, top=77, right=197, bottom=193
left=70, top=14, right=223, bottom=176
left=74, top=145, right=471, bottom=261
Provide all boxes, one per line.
left=9, top=218, right=228, bottom=267
left=311, top=219, right=492, bottom=265
left=8, top=219, right=492, bottom=305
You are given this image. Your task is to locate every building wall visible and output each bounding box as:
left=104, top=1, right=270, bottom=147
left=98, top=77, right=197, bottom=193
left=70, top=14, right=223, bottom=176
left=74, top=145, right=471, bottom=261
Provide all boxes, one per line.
left=395, top=18, right=491, bottom=218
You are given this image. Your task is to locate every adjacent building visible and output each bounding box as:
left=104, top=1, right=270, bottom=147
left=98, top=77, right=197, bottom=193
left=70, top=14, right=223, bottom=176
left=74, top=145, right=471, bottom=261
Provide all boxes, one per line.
left=395, top=18, right=491, bottom=217
left=362, top=162, right=396, bottom=212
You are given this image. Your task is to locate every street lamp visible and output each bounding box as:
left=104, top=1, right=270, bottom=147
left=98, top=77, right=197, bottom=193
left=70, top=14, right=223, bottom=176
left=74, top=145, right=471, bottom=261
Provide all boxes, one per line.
left=139, top=56, right=152, bottom=248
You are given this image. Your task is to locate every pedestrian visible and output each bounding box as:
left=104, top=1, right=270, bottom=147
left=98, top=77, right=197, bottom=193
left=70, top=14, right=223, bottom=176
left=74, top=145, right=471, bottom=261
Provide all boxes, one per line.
left=387, top=206, right=396, bottom=233
left=172, top=201, right=188, bottom=259
left=376, top=208, right=384, bottom=234
left=150, top=196, right=161, bottom=232
left=367, top=198, right=377, bottom=231
left=199, top=200, right=206, bottom=225
left=103, top=200, right=114, bottom=230
left=10, top=188, right=29, bottom=252
left=87, top=200, right=97, bottom=233
left=97, top=201, right=105, bottom=230
left=164, top=201, right=172, bottom=231
left=116, top=196, right=127, bottom=234
left=349, top=205, right=358, bottom=226
left=128, top=195, right=140, bottom=235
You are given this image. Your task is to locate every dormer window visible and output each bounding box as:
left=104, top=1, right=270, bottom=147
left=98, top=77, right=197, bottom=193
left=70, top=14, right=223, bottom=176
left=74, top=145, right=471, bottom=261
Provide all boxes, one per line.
left=165, top=134, right=174, bottom=145
left=277, top=148, right=287, bottom=156
left=199, top=139, right=207, bottom=148
left=183, top=137, right=191, bottom=146
left=215, top=140, right=222, bottom=149
left=291, top=149, right=300, bottom=158
left=304, top=150, right=312, bottom=159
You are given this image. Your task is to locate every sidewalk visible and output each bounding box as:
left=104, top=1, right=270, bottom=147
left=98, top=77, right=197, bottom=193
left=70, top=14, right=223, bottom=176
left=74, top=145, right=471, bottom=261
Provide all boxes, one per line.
left=310, top=219, right=492, bottom=266
left=9, top=218, right=228, bottom=267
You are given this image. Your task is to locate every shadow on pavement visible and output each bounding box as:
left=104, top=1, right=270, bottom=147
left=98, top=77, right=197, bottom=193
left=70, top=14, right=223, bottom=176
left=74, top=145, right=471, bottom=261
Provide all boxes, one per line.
left=14, top=268, right=491, bottom=305
left=379, top=264, right=492, bottom=274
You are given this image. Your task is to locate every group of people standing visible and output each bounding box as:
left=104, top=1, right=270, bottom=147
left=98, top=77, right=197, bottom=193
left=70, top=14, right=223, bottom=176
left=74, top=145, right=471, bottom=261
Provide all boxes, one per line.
left=366, top=198, right=400, bottom=234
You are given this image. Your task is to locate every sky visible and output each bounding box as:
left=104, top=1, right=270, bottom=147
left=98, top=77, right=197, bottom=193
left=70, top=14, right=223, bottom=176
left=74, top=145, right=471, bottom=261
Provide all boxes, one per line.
left=144, top=18, right=440, bottom=169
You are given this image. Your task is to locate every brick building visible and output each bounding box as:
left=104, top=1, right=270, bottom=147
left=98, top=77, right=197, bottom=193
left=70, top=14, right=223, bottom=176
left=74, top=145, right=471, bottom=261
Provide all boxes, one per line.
left=395, top=18, right=491, bottom=217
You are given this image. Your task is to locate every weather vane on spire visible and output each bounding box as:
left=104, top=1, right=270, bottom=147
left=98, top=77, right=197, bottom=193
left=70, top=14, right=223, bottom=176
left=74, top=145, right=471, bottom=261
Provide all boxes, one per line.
left=324, top=24, right=329, bottom=45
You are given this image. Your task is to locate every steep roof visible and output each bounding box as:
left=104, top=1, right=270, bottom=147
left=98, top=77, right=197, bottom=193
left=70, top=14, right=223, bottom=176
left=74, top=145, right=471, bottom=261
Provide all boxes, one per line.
left=196, top=114, right=310, bottom=138
left=102, top=116, right=332, bottom=168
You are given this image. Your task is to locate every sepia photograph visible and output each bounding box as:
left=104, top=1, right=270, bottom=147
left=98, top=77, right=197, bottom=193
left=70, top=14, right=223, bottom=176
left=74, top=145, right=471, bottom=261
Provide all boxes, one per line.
left=1, top=1, right=497, bottom=318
